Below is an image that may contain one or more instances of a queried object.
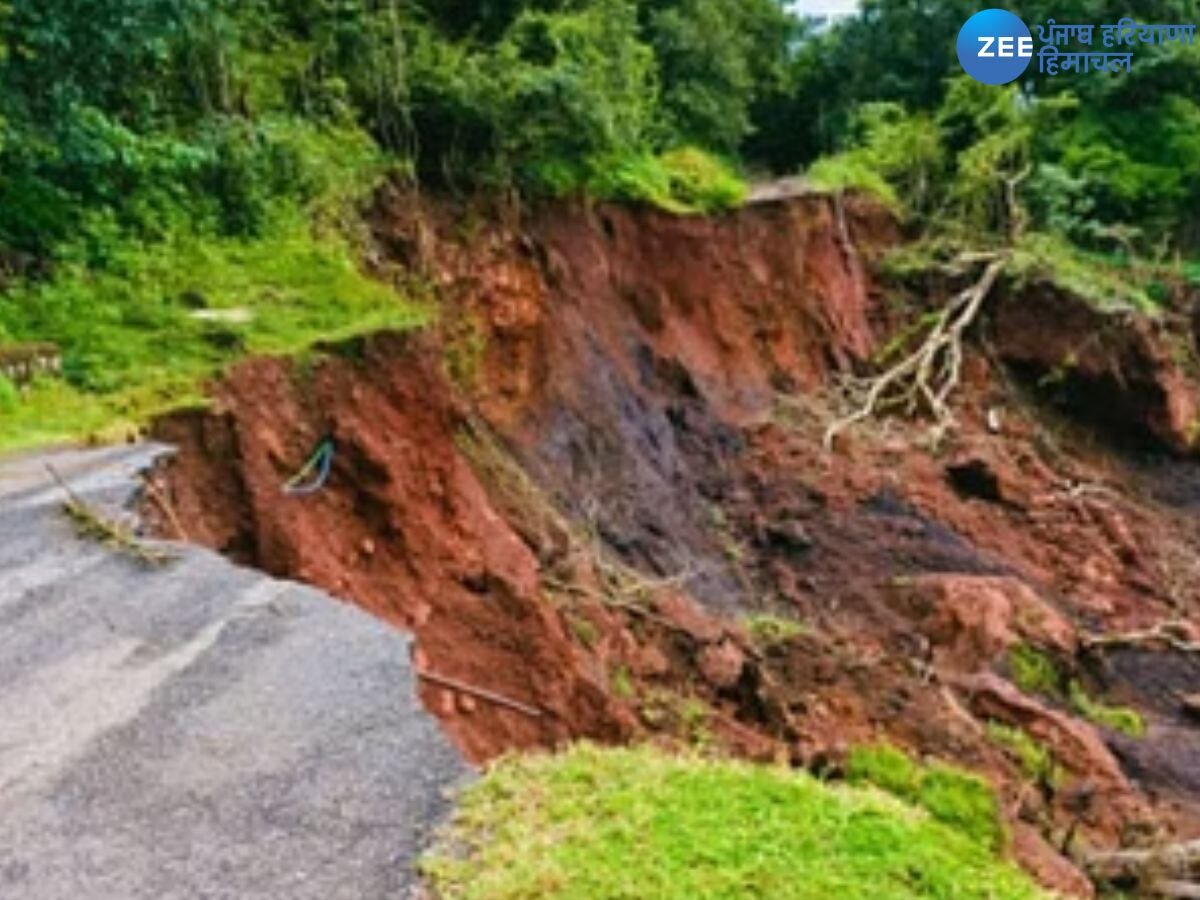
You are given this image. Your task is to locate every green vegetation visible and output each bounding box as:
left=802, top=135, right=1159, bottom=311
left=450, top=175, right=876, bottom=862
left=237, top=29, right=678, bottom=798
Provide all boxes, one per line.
left=986, top=722, right=1062, bottom=789
left=0, top=214, right=428, bottom=450
left=845, top=743, right=1004, bottom=851
left=424, top=744, right=1048, bottom=900
left=1005, top=645, right=1145, bottom=738
left=743, top=613, right=808, bottom=648
left=5, top=0, right=1200, bottom=447
left=1069, top=682, right=1146, bottom=738
left=1008, top=645, right=1063, bottom=699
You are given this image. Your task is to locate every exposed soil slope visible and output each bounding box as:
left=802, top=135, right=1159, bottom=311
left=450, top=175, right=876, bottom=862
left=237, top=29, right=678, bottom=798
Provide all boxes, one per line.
left=151, top=189, right=1200, bottom=896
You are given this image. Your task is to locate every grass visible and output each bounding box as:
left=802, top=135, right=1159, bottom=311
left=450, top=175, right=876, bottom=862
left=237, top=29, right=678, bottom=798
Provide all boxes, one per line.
left=1068, top=682, right=1145, bottom=738
left=807, top=155, right=901, bottom=213
left=540, top=146, right=747, bottom=215
left=0, top=210, right=429, bottom=452
left=1008, top=644, right=1062, bottom=698
left=1010, top=232, right=1161, bottom=314
left=845, top=744, right=1005, bottom=851
left=424, top=744, right=1047, bottom=900
left=743, top=613, right=808, bottom=649
left=1005, top=645, right=1145, bottom=738
left=986, top=722, right=1062, bottom=788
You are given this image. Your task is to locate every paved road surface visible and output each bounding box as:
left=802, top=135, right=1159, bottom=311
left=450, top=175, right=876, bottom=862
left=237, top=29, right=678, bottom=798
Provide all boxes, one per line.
left=0, top=444, right=468, bottom=899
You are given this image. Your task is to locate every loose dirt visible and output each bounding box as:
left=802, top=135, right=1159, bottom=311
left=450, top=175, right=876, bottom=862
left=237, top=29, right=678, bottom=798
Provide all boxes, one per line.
left=150, top=189, right=1200, bottom=896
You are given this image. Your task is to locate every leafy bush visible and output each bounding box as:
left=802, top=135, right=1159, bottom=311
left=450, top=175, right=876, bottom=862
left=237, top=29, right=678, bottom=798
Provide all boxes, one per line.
left=585, top=147, right=745, bottom=214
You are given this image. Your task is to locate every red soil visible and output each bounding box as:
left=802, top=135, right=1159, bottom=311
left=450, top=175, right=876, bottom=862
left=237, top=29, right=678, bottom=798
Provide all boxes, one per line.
left=151, top=189, right=1200, bottom=896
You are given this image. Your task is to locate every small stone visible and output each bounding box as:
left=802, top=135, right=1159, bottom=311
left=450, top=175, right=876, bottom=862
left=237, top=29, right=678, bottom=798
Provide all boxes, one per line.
left=458, top=694, right=478, bottom=715
left=697, top=639, right=746, bottom=690
left=636, top=644, right=671, bottom=678
left=360, top=538, right=376, bottom=557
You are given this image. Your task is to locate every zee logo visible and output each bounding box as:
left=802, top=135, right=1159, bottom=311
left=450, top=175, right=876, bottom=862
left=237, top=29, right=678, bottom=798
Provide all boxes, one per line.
left=977, top=35, right=1033, bottom=57
left=958, top=9, right=1034, bottom=84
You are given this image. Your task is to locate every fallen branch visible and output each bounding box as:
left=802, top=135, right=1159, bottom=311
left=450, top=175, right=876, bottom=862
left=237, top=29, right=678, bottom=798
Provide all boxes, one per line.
left=1082, top=621, right=1200, bottom=656
left=1083, top=839, right=1200, bottom=895
left=143, top=478, right=189, bottom=542
left=824, top=252, right=1009, bottom=451
left=47, top=464, right=174, bottom=566
left=417, top=669, right=545, bottom=719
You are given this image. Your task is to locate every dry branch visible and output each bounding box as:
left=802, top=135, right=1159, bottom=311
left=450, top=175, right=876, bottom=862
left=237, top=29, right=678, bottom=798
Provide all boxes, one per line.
left=824, top=252, right=1009, bottom=451
left=1083, top=839, right=1200, bottom=897
left=1082, top=621, right=1200, bottom=655
left=47, top=464, right=174, bottom=566
left=416, top=669, right=545, bottom=719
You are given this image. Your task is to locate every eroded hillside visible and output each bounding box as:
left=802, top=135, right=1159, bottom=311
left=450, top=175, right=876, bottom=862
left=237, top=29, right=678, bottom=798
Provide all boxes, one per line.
left=149, top=190, right=1200, bottom=896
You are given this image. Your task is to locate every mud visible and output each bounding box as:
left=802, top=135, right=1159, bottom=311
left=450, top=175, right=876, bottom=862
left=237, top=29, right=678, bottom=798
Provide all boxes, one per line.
left=150, top=189, right=1200, bottom=896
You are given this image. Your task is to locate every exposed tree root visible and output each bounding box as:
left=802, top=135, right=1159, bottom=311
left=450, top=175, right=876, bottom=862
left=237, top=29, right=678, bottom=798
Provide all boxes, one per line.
left=1082, top=621, right=1200, bottom=655
left=824, top=252, right=1009, bottom=451
left=1083, top=839, right=1200, bottom=897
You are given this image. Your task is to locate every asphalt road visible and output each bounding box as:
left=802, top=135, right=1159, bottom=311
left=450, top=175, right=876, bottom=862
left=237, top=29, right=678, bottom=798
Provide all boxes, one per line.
left=0, top=444, right=468, bottom=899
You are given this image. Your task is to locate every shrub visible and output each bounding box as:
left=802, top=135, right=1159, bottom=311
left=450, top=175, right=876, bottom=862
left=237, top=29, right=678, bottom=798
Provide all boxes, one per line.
left=586, top=147, right=746, bottom=214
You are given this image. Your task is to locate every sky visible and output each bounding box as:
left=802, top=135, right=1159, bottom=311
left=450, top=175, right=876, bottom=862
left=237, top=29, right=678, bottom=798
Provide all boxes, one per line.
left=791, top=0, right=860, bottom=17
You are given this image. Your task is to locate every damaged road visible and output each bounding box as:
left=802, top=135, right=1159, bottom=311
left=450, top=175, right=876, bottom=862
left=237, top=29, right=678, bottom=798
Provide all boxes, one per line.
left=0, top=445, right=466, bottom=900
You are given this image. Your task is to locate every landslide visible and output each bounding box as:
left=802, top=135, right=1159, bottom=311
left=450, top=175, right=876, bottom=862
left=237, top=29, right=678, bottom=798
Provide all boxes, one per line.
left=150, top=187, right=1200, bottom=897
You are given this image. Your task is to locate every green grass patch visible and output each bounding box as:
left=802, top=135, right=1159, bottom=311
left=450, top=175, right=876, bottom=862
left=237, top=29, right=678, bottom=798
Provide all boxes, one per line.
left=743, top=613, right=808, bottom=648
left=538, top=146, right=747, bottom=215
left=806, top=155, right=901, bottom=213
left=424, top=744, right=1047, bottom=900
left=0, top=211, right=428, bottom=452
left=845, top=744, right=1005, bottom=851
left=1068, top=682, right=1146, bottom=738
left=986, top=722, right=1062, bottom=788
left=1008, top=644, right=1062, bottom=698
left=1011, top=233, right=1160, bottom=315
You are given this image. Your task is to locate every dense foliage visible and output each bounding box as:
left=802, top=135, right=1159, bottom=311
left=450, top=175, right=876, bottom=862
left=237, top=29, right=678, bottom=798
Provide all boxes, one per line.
left=2, top=0, right=1200, bottom=448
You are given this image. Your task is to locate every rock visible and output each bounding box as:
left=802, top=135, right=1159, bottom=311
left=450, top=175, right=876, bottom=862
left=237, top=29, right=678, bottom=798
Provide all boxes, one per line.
left=993, top=284, right=1200, bottom=454
left=889, top=574, right=1076, bottom=672
left=955, top=672, right=1129, bottom=789
left=1011, top=823, right=1096, bottom=898
left=697, top=639, right=746, bottom=690
left=656, top=590, right=725, bottom=644
left=635, top=644, right=671, bottom=678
